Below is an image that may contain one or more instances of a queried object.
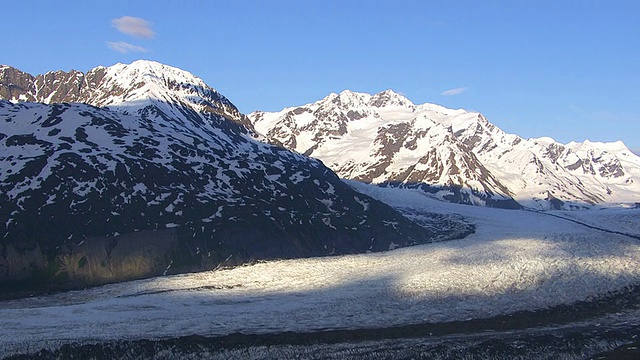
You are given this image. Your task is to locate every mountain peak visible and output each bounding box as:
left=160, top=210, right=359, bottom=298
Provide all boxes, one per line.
left=376, top=89, right=403, bottom=97
left=370, top=89, right=413, bottom=108
left=320, top=89, right=414, bottom=110
left=0, top=61, right=249, bottom=132
left=330, top=90, right=370, bottom=107
left=532, top=136, right=557, bottom=146
left=568, top=139, right=631, bottom=153
left=107, top=60, right=205, bottom=85
left=96, top=60, right=212, bottom=105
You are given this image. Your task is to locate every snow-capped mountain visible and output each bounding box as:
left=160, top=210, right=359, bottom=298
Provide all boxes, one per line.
left=249, top=90, right=640, bottom=209
left=0, top=62, right=462, bottom=295
left=0, top=61, right=256, bottom=133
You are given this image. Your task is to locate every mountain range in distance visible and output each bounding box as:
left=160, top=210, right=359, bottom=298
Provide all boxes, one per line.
left=250, top=89, right=640, bottom=210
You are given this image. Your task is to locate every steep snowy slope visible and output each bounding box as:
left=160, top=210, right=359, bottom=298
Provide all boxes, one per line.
left=446, top=114, right=640, bottom=209
left=251, top=90, right=520, bottom=208
left=249, top=90, right=640, bottom=209
left=0, top=63, right=458, bottom=295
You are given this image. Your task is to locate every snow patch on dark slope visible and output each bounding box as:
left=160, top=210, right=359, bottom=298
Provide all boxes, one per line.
left=0, top=62, right=466, bottom=295
left=249, top=90, right=640, bottom=210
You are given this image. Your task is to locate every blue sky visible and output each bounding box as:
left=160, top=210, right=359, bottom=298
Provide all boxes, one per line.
left=3, top=1, right=640, bottom=152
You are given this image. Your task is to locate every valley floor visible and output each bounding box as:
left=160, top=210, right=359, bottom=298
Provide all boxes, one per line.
left=2, top=183, right=640, bottom=358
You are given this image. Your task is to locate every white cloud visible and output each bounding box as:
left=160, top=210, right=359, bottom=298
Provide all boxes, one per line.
left=441, top=87, right=468, bottom=96
left=107, top=41, right=148, bottom=54
left=112, top=16, right=155, bottom=39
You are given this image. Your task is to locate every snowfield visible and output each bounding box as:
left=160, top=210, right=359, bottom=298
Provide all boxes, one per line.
left=550, top=207, right=640, bottom=237
left=2, top=183, right=640, bottom=356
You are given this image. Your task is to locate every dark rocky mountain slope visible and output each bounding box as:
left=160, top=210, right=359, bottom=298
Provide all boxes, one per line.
left=0, top=61, right=469, bottom=296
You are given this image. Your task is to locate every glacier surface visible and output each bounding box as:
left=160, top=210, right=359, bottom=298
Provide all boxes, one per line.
left=2, top=183, right=640, bottom=356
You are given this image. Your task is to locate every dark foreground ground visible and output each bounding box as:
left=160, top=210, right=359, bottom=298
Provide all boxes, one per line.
left=4, top=285, right=640, bottom=360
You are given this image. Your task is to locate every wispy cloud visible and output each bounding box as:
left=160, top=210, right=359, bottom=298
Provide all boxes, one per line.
left=112, top=16, right=155, bottom=39
left=441, top=87, right=468, bottom=96
left=107, top=41, right=148, bottom=54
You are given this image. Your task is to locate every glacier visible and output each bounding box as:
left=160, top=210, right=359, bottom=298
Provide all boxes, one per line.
left=2, top=183, right=639, bottom=357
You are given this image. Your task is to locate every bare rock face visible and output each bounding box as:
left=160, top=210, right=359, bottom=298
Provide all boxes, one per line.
left=0, top=62, right=468, bottom=297
left=249, top=90, right=640, bottom=210
left=0, top=66, right=36, bottom=101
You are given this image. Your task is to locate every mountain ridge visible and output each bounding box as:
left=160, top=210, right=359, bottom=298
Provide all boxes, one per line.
left=249, top=89, right=640, bottom=210
left=0, top=60, right=258, bottom=133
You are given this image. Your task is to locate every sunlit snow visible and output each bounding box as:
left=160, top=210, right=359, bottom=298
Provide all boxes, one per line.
left=248, top=90, right=640, bottom=209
